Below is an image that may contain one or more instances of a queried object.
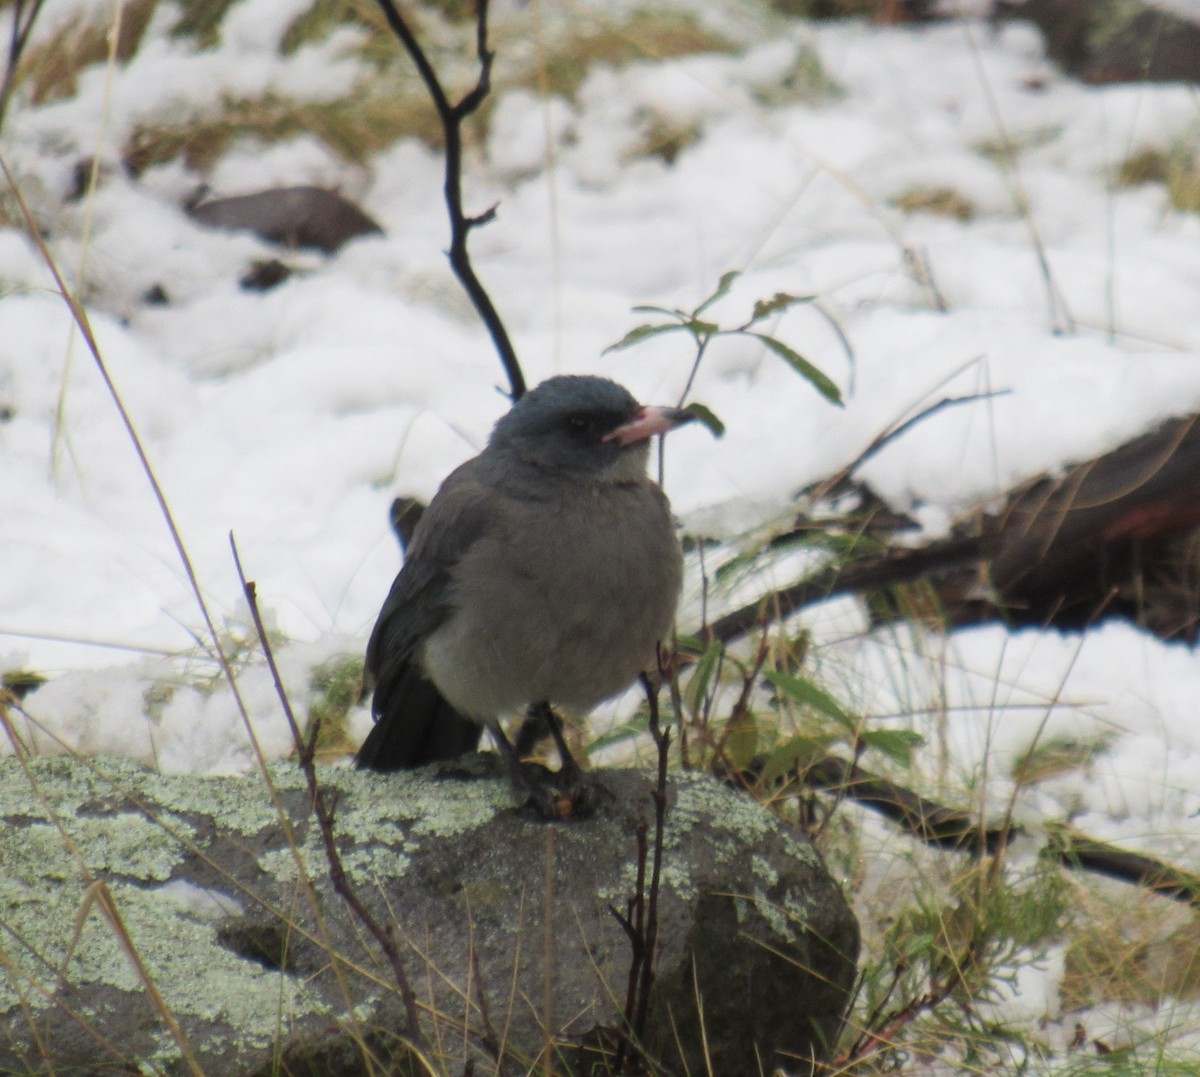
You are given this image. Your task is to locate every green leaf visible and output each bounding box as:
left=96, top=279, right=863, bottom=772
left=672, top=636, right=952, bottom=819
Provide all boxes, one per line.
left=724, top=710, right=759, bottom=771
left=749, top=292, right=815, bottom=324
left=685, top=640, right=724, bottom=715
left=748, top=332, right=844, bottom=405
left=859, top=728, right=924, bottom=768
left=672, top=632, right=709, bottom=657
left=759, top=733, right=836, bottom=786
left=682, top=402, right=725, bottom=438
left=586, top=713, right=649, bottom=754
left=631, top=303, right=687, bottom=318
left=762, top=669, right=858, bottom=735
left=694, top=269, right=741, bottom=316
left=603, top=322, right=687, bottom=354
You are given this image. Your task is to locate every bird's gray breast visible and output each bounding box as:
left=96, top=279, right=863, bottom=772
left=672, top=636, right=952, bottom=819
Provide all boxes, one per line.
left=420, top=479, right=682, bottom=720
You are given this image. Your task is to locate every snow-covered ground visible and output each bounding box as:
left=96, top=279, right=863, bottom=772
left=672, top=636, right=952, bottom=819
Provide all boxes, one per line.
left=3, top=0, right=1200, bottom=1056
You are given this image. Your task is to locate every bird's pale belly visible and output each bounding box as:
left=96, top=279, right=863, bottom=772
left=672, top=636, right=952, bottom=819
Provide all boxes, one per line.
left=420, top=490, right=681, bottom=720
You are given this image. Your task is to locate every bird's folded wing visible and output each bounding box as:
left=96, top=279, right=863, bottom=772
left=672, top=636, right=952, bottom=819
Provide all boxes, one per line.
left=358, top=463, right=498, bottom=769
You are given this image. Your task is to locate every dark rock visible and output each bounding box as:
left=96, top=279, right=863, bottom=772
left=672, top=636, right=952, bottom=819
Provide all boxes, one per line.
left=189, top=186, right=384, bottom=254
left=0, top=757, right=858, bottom=1075
left=846, top=411, right=1200, bottom=640
left=998, top=0, right=1200, bottom=84
left=986, top=413, right=1200, bottom=637
left=239, top=258, right=292, bottom=291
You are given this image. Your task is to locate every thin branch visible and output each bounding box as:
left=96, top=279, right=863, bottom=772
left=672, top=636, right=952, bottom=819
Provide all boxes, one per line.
left=609, top=671, right=673, bottom=1073
left=798, top=754, right=1200, bottom=906
left=231, top=537, right=427, bottom=1052
left=611, top=817, right=649, bottom=1071
left=374, top=0, right=525, bottom=400
left=635, top=671, right=671, bottom=1041
left=703, top=533, right=985, bottom=646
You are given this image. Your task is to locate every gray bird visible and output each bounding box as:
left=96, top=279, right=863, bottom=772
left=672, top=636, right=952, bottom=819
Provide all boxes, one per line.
left=355, top=375, right=694, bottom=816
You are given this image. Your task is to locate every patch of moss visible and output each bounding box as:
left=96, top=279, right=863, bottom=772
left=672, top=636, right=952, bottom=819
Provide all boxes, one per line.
left=975, top=125, right=1062, bottom=164
left=1012, top=736, right=1109, bottom=785
left=891, top=186, right=975, bottom=222
left=281, top=0, right=368, bottom=55
left=623, top=117, right=704, bottom=167
left=123, top=88, right=445, bottom=175
left=1, top=876, right=329, bottom=1041
left=1117, top=143, right=1200, bottom=214
left=328, top=765, right=510, bottom=840
left=305, top=655, right=365, bottom=760
left=3, top=812, right=191, bottom=884
left=170, top=0, right=242, bottom=47
left=751, top=48, right=843, bottom=107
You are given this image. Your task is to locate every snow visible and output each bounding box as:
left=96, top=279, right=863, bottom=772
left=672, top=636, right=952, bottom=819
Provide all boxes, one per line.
left=2, top=1, right=1200, bottom=1047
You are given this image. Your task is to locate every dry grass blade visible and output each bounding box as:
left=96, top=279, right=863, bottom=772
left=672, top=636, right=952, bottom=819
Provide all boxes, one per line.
left=0, top=721, right=206, bottom=1074
left=1, top=155, right=382, bottom=1055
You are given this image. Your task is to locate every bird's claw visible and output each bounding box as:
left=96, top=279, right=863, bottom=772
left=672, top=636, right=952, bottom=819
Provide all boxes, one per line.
left=507, top=759, right=597, bottom=821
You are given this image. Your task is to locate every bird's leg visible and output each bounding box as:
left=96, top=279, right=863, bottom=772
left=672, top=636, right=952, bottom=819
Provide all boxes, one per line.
left=513, top=702, right=553, bottom=757
left=528, top=701, right=583, bottom=781
left=532, top=701, right=598, bottom=817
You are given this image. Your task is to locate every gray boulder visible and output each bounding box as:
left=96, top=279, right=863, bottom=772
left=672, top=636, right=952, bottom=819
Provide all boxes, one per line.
left=0, top=756, right=858, bottom=1075
left=188, top=186, right=383, bottom=253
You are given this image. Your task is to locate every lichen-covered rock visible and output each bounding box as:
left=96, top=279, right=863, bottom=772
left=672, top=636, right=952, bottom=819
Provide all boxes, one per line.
left=0, top=756, right=858, bottom=1075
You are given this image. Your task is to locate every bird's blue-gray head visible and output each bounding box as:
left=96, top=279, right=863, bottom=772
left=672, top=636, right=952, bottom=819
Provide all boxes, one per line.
left=489, top=375, right=693, bottom=478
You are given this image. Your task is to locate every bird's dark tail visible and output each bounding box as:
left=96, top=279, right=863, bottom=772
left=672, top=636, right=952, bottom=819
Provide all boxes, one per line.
left=355, top=662, right=482, bottom=770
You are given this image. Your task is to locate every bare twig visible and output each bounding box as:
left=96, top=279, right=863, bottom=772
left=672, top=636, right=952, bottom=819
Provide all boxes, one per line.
left=468, top=938, right=502, bottom=1062
left=607, top=670, right=673, bottom=1073
left=614, top=819, right=649, bottom=1036
left=635, top=669, right=670, bottom=1041
left=797, top=754, right=1200, bottom=906
left=230, top=537, right=427, bottom=1054
left=374, top=0, right=525, bottom=400
left=839, top=978, right=957, bottom=1066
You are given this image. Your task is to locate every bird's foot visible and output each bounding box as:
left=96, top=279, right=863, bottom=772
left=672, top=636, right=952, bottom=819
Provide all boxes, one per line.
left=505, top=758, right=598, bottom=821
left=488, top=714, right=600, bottom=820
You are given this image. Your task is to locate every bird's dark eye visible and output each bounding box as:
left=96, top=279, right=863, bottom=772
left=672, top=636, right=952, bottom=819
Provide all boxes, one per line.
left=566, top=414, right=592, bottom=436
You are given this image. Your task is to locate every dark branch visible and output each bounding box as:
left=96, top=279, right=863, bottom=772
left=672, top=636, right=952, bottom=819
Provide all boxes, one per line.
left=797, top=754, right=1200, bottom=906
left=704, top=534, right=985, bottom=645
left=374, top=0, right=525, bottom=400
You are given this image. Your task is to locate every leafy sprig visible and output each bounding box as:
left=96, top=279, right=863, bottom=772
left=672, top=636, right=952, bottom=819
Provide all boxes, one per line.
left=605, top=269, right=843, bottom=438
